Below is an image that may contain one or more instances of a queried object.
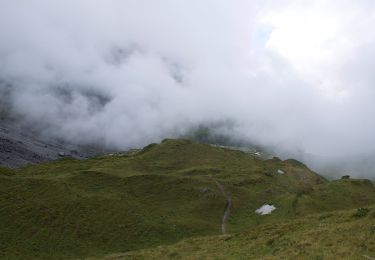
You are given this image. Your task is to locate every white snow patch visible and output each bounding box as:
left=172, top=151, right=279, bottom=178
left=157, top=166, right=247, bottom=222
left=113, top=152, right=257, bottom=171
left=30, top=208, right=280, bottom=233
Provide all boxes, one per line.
left=255, top=204, right=276, bottom=215
left=277, top=169, right=285, bottom=174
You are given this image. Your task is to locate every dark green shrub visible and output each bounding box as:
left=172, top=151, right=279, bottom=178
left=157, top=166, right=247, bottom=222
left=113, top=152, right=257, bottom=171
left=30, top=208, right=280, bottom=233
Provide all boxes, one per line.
left=353, top=208, right=370, bottom=218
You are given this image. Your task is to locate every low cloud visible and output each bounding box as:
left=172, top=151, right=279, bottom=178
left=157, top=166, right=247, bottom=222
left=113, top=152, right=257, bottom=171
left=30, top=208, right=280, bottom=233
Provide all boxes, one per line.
left=1, top=1, right=375, bottom=177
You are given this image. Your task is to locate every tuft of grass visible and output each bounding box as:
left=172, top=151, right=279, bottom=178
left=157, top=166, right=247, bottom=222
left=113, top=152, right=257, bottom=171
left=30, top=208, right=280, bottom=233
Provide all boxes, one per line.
left=0, top=167, right=15, bottom=176
left=354, top=207, right=370, bottom=218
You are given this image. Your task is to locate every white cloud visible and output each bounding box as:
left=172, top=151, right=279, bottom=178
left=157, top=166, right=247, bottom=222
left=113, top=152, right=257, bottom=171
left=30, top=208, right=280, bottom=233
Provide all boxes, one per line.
left=1, top=0, right=375, bottom=172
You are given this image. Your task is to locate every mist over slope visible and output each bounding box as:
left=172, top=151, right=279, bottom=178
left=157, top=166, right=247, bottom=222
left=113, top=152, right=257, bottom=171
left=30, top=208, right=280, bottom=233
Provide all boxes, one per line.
left=1, top=1, right=375, bottom=177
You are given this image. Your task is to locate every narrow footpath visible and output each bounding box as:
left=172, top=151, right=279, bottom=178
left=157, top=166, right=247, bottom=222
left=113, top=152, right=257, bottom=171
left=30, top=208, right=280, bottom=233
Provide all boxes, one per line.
left=211, top=177, right=232, bottom=234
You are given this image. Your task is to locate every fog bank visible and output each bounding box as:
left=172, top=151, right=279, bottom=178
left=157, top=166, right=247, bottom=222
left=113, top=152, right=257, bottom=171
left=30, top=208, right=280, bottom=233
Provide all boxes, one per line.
left=1, top=1, right=375, bottom=177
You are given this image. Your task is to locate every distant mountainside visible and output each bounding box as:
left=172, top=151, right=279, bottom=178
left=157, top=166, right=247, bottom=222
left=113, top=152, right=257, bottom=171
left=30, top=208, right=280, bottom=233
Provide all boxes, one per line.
left=0, top=79, right=113, bottom=168
left=1, top=139, right=374, bottom=259
left=0, top=119, right=109, bottom=168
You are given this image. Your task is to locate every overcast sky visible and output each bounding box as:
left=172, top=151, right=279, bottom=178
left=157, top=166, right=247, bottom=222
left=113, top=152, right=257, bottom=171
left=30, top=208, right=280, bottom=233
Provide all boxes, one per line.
left=1, top=0, right=375, bottom=159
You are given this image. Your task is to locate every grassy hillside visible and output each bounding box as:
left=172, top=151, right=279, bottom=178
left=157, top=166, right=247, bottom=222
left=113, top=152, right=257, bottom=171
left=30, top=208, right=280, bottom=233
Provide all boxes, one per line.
left=0, top=139, right=374, bottom=259
left=122, top=206, right=375, bottom=259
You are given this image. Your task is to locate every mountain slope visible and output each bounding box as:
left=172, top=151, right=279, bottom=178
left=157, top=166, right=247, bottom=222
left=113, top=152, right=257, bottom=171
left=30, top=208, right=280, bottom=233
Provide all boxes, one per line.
left=0, top=119, right=106, bottom=168
left=0, top=139, right=374, bottom=259
left=121, top=206, right=375, bottom=259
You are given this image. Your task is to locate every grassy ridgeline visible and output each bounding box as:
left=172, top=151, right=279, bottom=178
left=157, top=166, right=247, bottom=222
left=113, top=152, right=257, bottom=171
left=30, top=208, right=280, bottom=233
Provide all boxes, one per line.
left=0, top=139, right=375, bottom=259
